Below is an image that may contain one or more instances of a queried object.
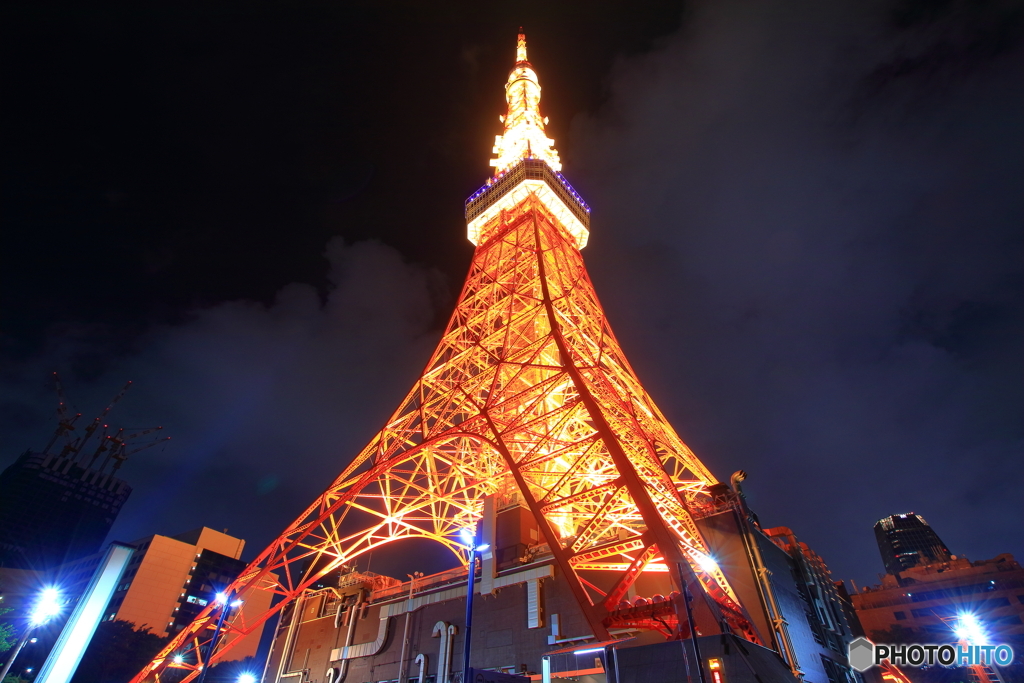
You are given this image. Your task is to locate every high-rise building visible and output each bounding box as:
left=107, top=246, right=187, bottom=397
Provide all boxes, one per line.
left=0, top=450, right=132, bottom=570
left=873, top=513, right=952, bottom=576
left=0, top=377, right=166, bottom=571
left=91, top=527, right=273, bottom=661
left=134, top=33, right=822, bottom=683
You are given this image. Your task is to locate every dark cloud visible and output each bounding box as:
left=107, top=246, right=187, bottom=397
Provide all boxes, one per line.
left=1, top=239, right=445, bottom=562
left=574, top=0, right=1023, bottom=582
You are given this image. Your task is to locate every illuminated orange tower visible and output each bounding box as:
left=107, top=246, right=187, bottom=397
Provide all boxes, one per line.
left=133, top=34, right=761, bottom=683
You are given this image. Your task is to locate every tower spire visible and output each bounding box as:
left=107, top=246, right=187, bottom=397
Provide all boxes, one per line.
left=490, top=31, right=561, bottom=174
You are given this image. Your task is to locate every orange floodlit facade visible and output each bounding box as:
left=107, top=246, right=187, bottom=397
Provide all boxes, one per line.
left=132, top=34, right=760, bottom=683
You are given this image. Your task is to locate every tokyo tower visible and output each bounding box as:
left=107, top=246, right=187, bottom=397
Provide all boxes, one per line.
left=133, top=34, right=761, bottom=683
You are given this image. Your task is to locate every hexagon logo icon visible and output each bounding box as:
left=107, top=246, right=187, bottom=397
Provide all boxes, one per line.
left=848, top=637, right=875, bottom=672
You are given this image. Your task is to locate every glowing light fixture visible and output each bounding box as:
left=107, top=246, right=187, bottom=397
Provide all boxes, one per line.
left=695, top=553, right=719, bottom=573
left=953, top=612, right=989, bottom=645
left=490, top=33, right=561, bottom=175
left=708, top=658, right=725, bottom=683
left=30, top=587, right=62, bottom=625
left=36, top=543, right=134, bottom=683
left=459, top=527, right=489, bottom=552
left=238, top=673, right=258, bottom=683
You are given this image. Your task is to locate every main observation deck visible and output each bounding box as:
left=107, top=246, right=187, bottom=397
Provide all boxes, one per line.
left=465, top=158, right=591, bottom=249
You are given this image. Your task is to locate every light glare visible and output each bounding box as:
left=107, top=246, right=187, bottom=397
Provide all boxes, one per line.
left=30, top=587, right=62, bottom=625
left=696, top=553, right=719, bottom=573
left=954, top=612, right=989, bottom=645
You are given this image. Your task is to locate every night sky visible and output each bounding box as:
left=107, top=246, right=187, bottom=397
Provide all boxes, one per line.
left=3, top=0, right=1022, bottom=587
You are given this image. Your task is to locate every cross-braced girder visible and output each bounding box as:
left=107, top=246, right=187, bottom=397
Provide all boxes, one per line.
left=132, top=190, right=761, bottom=683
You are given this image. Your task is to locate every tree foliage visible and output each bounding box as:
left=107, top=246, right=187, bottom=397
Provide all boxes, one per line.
left=70, top=619, right=168, bottom=683
left=0, top=606, right=17, bottom=654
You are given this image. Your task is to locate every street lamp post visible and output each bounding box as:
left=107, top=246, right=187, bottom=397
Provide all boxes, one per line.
left=195, top=591, right=243, bottom=683
left=460, top=526, right=489, bottom=683
left=398, top=572, right=423, bottom=683
left=0, top=588, right=62, bottom=682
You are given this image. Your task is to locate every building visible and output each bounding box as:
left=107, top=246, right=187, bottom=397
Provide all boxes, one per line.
left=851, top=553, right=1024, bottom=645
left=97, top=527, right=273, bottom=660
left=0, top=378, right=165, bottom=572
left=0, top=450, right=132, bottom=570
left=873, top=514, right=952, bottom=577
left=262, top=484, right=855, bottom=683
left=666, top=486, right=856, bottom=683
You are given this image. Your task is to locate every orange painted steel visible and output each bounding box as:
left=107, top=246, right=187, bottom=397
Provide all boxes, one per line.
left=131, top=35, right=761, bottom=683
left=879, top=661, right=914, bottom=683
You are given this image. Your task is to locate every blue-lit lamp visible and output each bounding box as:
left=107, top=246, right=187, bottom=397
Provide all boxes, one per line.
left=195, top=590, right=244, bottom=683
left=460, top=524, right=489, bottom=681
left=954, top=613, right=989, bottom=646
left=459, top=527, right=489, bottom=552
left=0, top=587, right=64, bottom=682
left=30, top=587, right=63, bottom=625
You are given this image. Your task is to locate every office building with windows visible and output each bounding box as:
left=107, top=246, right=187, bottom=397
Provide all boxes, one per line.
left=0, top=450, right=132, bottom=570
left=873, top=514, right=952, bottom=577
left=851, top=553, right=1024, bottom=645
left=101, top=527, right=273, bottom=661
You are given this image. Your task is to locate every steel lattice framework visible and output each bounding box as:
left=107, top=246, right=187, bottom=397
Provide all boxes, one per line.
left=132, top=34, right=762, bottom=683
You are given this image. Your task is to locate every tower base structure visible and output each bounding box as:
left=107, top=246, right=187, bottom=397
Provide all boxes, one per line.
left=263, top=490, right=854, bottom=683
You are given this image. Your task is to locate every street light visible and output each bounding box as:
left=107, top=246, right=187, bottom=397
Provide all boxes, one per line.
left=0, top=587, right=63, bottom=682
left=460, top=526, right=490, bottom=682
left=194, top=591, right=244, bottom=683
left=31, top=589, right=62, bottom=625
left=953, top=612, right=989, bottom=646
left=238, top=672, right=258, bottom=683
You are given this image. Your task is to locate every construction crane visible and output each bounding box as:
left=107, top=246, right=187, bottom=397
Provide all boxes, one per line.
left=39, top=373, right=167, bottom=472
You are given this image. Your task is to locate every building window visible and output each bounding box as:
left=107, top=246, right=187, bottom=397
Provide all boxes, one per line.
left=820, top=656, right=840, bottom=683
left=894, top=611, right=906, bottom=620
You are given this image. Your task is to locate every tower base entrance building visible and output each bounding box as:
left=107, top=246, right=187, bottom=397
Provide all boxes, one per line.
left=264, top=491, right=855, bottom=683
